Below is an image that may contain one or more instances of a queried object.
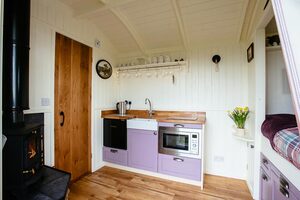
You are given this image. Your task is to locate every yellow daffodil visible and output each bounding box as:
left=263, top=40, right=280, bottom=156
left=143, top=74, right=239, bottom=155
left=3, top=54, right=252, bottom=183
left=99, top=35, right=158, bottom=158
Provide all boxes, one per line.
left=228, top=106, right=250, bottom=129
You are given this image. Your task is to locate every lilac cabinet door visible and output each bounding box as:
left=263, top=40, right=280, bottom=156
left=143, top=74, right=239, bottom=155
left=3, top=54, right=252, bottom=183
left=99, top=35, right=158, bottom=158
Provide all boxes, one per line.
left=260, top=168, right=273, bottom=200
left=127, top=128, right=158, bottom=172
left=273, top=180, right=299, bottom=200
left=103, top=147, right=128, bottom=166
left=271, top=170, right=300, bottom=200
left=158, top=154, right=201, bottom=181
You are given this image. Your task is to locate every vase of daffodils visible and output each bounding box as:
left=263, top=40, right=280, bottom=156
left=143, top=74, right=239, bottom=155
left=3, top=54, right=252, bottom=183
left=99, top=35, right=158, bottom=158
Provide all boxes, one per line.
left=228, top=106, right=249, bottom=136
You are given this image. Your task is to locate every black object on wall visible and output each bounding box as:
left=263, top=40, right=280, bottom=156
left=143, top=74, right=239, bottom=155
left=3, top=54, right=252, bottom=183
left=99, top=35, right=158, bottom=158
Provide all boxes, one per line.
left=2, top=0, right=31, bottom=127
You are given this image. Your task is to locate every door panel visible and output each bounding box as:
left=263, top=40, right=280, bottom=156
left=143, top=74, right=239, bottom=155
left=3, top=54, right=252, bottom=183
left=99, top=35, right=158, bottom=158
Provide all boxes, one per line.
left=260, top=168, right=273, bottom=200
left=128, top=129, right=158, bottom=172
left=54, top=33, right=72, bottom=173
left=70, top=40, right=91, bottom=179
left=55, top=33, right=91, bottom=180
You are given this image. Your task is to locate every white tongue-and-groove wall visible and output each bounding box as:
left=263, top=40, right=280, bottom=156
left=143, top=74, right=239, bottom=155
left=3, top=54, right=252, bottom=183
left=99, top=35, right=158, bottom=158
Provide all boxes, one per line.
left=118, top=44, right=249, bottom=179
left=28, top=0, right=119, bottom=171
left=28, top=0, right=250, bottom=180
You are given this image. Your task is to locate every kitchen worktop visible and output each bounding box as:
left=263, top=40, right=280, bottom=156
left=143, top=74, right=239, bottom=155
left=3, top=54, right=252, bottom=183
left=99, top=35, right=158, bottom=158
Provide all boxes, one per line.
left=101, top=110, right=206, bottom=124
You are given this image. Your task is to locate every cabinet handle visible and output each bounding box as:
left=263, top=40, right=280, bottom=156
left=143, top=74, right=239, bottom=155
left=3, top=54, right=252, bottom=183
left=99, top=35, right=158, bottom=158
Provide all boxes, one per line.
left=153, top=132, right=157, bottom=135
left=280, top=186, right=289, bottom=198
left=262, top=174, right=268, bottom=181
left=174, top=124, right=184, bottom=128
left=262, top=158, right=268, bottom=165
left=110, top=149, right=118, bottom=153
left=280, top=177, right=289, bottom=189
left=173, top=157, right=184, bottom=162
left=110, top=125, right=117, bottom=128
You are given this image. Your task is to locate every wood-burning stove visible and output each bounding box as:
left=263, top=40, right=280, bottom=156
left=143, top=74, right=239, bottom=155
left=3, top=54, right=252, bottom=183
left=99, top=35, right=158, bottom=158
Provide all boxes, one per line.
left=3, top=124, right=44, bottom=198
left=2, top=0, right=71, bottom=198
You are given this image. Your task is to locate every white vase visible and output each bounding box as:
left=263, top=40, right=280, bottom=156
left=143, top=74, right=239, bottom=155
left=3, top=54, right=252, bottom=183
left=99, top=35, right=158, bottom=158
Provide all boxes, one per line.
left=235, top=128, right=245, bottom=136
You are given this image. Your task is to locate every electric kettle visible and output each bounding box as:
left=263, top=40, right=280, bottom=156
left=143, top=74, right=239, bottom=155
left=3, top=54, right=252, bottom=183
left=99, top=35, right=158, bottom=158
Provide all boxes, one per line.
left=116, top=101, right=131, bottom=115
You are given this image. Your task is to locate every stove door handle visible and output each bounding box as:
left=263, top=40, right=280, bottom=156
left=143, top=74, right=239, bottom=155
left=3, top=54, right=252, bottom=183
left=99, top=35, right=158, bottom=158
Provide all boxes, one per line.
left=60, top=111, right=65, bottom=127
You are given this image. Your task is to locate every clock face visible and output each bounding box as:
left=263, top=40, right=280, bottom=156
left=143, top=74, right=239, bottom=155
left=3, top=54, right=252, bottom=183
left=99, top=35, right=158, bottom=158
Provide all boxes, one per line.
left=96, top=59, right=112, bottom=79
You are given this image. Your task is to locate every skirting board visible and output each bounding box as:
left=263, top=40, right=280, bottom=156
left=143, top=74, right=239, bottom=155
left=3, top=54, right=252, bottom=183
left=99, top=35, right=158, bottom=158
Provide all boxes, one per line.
left=101, top=162, right=204, bottom=189
left=246, top=180, right=254, bottom=198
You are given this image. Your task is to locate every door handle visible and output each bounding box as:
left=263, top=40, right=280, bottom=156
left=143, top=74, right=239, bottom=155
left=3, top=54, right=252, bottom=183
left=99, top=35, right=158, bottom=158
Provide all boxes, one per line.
left=262, top=158, right=268, bottom=165
left=280, top=186, right=289, bottom=198
left=280, top=177, right=289, bottom=189
left=110, top=149, right=118, bottom=153
left=262, top=174, right=268, bottom=181
left=60, top=111, right=65, bottom=127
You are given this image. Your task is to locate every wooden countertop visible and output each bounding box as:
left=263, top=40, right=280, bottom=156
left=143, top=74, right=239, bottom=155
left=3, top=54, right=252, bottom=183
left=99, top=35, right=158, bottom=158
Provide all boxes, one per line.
left=101, top=110, right=206, bottom=124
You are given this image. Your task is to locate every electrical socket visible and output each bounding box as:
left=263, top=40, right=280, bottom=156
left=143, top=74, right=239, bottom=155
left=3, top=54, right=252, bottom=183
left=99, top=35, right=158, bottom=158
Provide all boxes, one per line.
left=95, top=39, right=101, bottom=48
left=214, top=156, right=224, bottom=162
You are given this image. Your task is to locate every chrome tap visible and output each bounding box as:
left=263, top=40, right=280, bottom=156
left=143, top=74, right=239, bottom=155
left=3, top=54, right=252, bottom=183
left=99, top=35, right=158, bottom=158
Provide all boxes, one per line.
left=145, top=98, right=154, bottom=117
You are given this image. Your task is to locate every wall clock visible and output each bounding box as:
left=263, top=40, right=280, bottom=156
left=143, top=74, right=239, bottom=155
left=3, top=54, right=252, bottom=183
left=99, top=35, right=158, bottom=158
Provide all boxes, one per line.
left=96, top=59, right=112, bottom=79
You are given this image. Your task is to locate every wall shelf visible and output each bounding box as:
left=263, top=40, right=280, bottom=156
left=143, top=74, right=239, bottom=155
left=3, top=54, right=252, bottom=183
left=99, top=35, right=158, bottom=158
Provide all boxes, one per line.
left=116, top=61, right=187, bottom=72
left=232, top=133, right=254, bottom=143
left=266, top=45, right=281, bottom=51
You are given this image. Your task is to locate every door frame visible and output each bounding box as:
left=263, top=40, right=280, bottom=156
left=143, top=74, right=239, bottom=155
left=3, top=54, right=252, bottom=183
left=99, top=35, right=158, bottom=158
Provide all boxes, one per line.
left=0, top=0, right=4, bottom=197
left=54, top=32, right=92, bottom=175
left=272, top=0, right=300, bottom=132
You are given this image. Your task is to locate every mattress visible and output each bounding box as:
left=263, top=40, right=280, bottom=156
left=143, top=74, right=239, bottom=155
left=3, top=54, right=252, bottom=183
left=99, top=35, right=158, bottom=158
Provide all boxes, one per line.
left=273, top=127, right=300, bottom=169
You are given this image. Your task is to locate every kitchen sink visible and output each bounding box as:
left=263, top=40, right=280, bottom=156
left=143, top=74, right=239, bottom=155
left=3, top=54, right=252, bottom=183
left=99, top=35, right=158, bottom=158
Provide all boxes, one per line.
left=127, top=118, right=158, bottom=131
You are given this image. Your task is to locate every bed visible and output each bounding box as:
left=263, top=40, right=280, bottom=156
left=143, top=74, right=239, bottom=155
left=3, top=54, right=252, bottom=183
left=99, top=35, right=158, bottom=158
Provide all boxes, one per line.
left=262, top=114, right=300, bottom=169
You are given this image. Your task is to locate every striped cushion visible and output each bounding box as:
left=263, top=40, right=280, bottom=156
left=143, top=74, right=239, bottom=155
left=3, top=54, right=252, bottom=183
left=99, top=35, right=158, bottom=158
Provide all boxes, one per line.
left=273, top=127, right=300, bottom=169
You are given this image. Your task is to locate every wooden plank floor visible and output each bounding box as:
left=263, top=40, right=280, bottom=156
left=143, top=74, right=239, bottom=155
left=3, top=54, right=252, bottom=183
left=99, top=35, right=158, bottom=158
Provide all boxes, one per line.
left=68, top=166, right=252, bottom=200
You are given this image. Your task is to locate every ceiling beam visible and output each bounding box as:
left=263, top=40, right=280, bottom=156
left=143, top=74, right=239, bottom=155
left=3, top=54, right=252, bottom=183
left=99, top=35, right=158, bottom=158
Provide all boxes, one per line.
left=74, top=0, right=136, bottom=19
left=237, top=0, right=249, bottom=42
left=76, top=0, right=147, bottom=55
left=171, top=0, right=188, bottom=50
left=245, top=0, right=260, bottom=40
left=110, top=8, right=147, bottom=56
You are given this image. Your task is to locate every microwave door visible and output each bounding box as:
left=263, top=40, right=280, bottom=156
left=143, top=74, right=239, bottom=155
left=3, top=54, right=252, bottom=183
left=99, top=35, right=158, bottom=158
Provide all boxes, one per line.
left=163, top=133, right=189, bottom=151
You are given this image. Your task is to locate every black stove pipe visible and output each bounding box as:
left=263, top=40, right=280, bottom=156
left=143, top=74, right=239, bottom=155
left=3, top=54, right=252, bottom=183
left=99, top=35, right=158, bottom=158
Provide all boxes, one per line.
left=2, top=0, right=31, bottom=128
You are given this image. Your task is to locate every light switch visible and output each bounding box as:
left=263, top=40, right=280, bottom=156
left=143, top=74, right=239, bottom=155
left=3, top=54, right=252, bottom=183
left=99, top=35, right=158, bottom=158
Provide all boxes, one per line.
left=41, top=98, right=50, bottom=106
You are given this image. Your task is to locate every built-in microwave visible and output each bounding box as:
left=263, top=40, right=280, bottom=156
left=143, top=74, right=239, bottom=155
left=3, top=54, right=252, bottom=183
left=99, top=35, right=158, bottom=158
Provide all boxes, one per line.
left=159, top=126, right=201, bottom=159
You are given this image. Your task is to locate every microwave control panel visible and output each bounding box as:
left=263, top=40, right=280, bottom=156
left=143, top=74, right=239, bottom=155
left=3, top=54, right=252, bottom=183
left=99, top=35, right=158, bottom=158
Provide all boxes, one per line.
left=190, top=133, right=199, bottom=154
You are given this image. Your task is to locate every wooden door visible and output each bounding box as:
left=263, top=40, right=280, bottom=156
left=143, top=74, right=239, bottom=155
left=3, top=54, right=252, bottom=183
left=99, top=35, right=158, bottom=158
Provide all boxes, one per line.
left=54, top=33, right=92, bottom=180
left=55, top=34, right=72, bottom=174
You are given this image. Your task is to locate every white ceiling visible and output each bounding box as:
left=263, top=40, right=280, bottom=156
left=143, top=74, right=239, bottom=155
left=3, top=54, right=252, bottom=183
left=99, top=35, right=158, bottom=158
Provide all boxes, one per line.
left=59, top=0, right=249, bottom=56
